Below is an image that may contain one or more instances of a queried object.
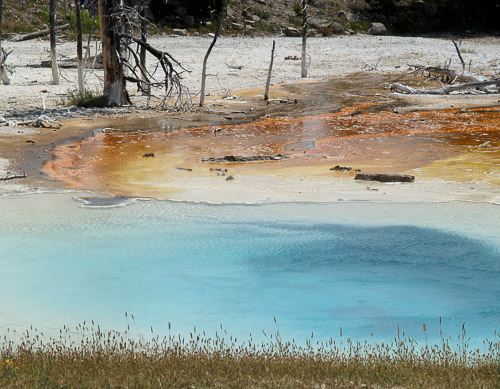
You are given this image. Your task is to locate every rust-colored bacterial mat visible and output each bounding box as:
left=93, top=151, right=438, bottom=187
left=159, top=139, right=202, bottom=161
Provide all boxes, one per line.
left=43, top=105, right=500, bottom=198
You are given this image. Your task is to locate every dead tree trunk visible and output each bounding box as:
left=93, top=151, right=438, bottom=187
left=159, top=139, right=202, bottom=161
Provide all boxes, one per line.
left=49, top=0, right=60, bottom=85
left=301, top=0, right=307, bottom=78
left=264, top=40, right=275, bottom=101
left=98, top=0, right=129, bottom=105
left=75, top=0, right=84, bottom=93
left=0, top=0, right=3, bottom=48
left=0, top=0, right=9, bottom=85
left=199, top=0, right=226, bottom=107
left=139, top=3, right=149, bottom=96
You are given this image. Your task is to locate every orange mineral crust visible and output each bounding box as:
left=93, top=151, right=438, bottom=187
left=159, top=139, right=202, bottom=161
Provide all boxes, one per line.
left=43, top=105, right=500, bottom=199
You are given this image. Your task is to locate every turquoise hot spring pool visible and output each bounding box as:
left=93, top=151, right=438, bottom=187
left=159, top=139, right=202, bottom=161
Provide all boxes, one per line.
left=0, top=193, right=498, bottom=349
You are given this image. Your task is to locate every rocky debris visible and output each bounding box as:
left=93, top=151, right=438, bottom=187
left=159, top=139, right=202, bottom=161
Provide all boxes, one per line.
left=330, top=165, right=352, bottom=172
left=143, top=152, right=155, bottom=158
left=355, top=173, right=415, bottom=183
left=251, top=14, right=261, bottom=22
left=176, top=167, right=192, bottom=172
left=330, top=22, right=345, bottom=34
left=285, top=55, right=299, bottom=60
left=210, top=168, right=228, bottom=176
left=285, top=27, right=301, bottom=37
left=367, top=22, right=387, bottom=35
left=172, top=29, right=188, bottom=36
left=202, top=154, right=288, bottom=163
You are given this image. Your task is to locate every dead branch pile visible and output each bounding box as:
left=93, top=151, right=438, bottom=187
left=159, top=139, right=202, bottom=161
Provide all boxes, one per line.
left=17, top=115, right=62, bottom=128
left=390, top=37, right=499, bottom=95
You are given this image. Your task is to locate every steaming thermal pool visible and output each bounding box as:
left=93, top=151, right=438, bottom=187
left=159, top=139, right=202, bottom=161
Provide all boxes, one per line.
left=0, top=193, right=498, bottom=348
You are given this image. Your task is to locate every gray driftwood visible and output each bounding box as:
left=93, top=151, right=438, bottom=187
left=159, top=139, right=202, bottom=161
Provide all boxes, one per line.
left=10, top=23, right=70, bottom=42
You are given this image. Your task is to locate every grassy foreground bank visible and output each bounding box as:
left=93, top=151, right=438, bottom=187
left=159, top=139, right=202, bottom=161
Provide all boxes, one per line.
left=1, top=323, right=499, bottom=388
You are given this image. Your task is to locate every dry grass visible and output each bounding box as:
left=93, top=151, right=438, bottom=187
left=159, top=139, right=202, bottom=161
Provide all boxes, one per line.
left=1, top=320, right=499, bottom=388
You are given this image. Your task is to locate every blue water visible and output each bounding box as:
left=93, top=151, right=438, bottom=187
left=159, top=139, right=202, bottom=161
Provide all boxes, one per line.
left=0, top=194, right=499, bottom=348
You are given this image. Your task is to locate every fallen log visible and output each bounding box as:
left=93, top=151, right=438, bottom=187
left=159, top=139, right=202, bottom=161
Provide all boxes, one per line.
left=355, top=173, right=415, bottom=183
left=34, top=54, right=104, bottom=69
left=202, top=154, right=288, bottom=163
left=10, top=24, right=70, bottom=42
left=0, top=171, right=26, bottom=181
left=391, top=80, right=499, bottom=95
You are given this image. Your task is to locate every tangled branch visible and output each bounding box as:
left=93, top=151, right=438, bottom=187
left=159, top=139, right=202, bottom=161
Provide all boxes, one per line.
left=110, top=2, right=192, bottom=109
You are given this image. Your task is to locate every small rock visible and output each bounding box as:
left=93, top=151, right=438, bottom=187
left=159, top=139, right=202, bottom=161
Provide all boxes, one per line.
left=172, top=29, right=188, bottom=36
left=143, top=152, right=155, bottom=158
left=367, top=22, right=387, bottom=35
left=330, top=22, right=344, bottom=34
left=285, top=26, right=301, bottom=37
left=308, top=17, right=329, bottom=28
left=232, top=22, right=245, bottom=30
left=251, top=14, right=261, bottom=22
left=25, top=139, right=37, bottom=144
left=226, top=176, right=234, bottom=181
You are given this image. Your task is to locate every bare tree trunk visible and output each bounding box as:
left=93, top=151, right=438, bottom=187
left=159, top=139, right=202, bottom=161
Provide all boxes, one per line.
left=99, top=0, right=129, bottom=105
left=264, top=40, right=275, bottom=101
left=301, top=0, right=307, bottom=78
left=50, top=0, right=60, bottom=84
left=0, top=0, right=3, bottom=47
left=75, top=0, right=84, bottom=93
left=0, top=0, right=9, bottom=85
left=140, top=1, right=149, bottom=96
left=199, top=0, right=226, bottom=107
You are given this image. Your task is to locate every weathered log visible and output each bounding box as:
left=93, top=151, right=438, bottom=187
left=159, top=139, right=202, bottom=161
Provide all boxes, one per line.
left=37, top=55, right=103, bottom=69
left=0, top=171, right=26, bottom=181
left=355, top=173, right=415, bottom=183
left=202, top=154, right=288, bottom=163
left=10, top=24, right=70, bottom=42
left=391, top=80, right=499, bottom=95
